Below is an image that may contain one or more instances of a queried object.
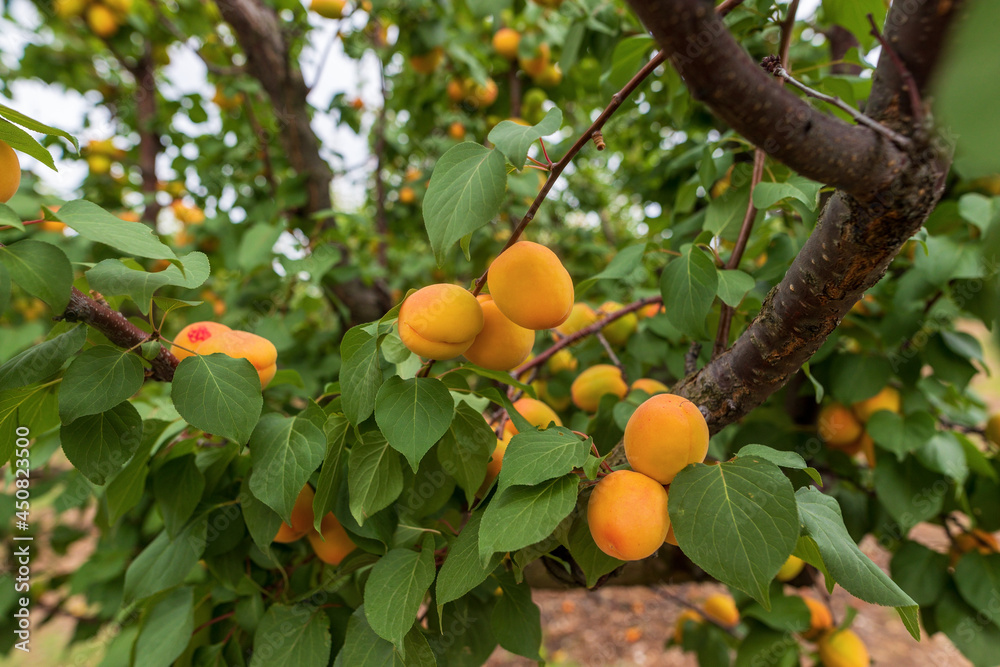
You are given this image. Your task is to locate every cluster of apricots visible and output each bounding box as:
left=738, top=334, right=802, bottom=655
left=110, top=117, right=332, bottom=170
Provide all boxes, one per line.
left=272, top=484, right=357, bottom=565
left=170, top=321, right=277, bottom=389
left=490, top=27, right=562, bottom=88
left=817, top=386, right=901, bottom=466
left=55, top=0, right=132, bottom=38
left=0, top=140, right=20, bottom=204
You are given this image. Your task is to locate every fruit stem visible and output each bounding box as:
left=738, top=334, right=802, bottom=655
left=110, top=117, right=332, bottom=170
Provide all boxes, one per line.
left=538, top=138, right=552, bottom=167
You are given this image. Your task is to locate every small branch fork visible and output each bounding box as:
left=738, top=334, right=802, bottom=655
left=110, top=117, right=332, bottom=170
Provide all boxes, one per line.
left=866, top=14, right=925, bottom=127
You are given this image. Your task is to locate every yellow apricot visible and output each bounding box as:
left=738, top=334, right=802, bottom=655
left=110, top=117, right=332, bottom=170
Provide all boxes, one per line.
left=776, top=555, right=805, bottom=581
left=463, top=296, right=535, bottom=371
left=397, top=284, right=484, bottom=360
left=851, top=386, right=900, bottom=423
left=802, top=597, right=833, bottom=640
left=307, top=512, right=357, bottom=565
left=198, top=329, right=278, bottom=388
left=409, top=46, right=443, bottom=74
left=399, top=186, right=416, bottom=204
left=533, top=63, right=562, bottom=87
left=273, top=484, right=316, bottom=543
left=532, top=379, right=571, bottom=411
left=310, top=0, right=346, bottom=19
left=703, top=594, right=740, bottom=626
left=504, top=396, right=562, bottom=436
left=571, top=364, right=628, bottom=413
left=447, top=122, right=466, bottom=140
left=630, top=378, right=669, bottom=395
left=479, top=430, right=513, bottom=495
left=673, top=609, right=702, bottom=643
left=587, top=470, right=670, bottom=561
left=817, top=629, right=870, bottom=667
left=468, top=78, right=499, bottom=107
left=818, top=403, right=864, bottom=449
left=0, top=141, right=20, bottom=203
left=492, top=28, right=521, bottom=60
left=519, top=42, right=551, bottom=79
left=87, top=155, right=112, bottom=174
left=87, top=4, right=120, bottom=37
left=623, top=393, right=709, bottom=485
left=55, top=0, right=88, bottom=18
left=985, top=413, right=1000, bottom=446
left=598, top=301, right=638, bottom=346
left=637, top=302, right=665, bottom=319
left=546, top=348, right=578, bottom=374
left=170, top=321, right=232, bottom=361
left=488, top=242, right=574, bottom=330
left=554, top=302, right=598, bottom=338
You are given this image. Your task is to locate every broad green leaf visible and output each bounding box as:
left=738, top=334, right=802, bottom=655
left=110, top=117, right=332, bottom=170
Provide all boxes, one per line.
left=248, top=413, right=326, bottom=523
left=660, top=244, right=718, bottom=339
left=171, top=354, right=263, bottom=444
left=954, top=552, right=1000, bottom=622
left=124, top=514, right=208, bottom=602
left=423, top=142, right=507, bottom=265
left=0, top=117, right=56, bottom=169
left=752, top=176, right=822, bottom=211
left=153, top=455, right=206, bottom=538
left=736, top=444, right=822, bottom=485
left=237, top=222, right=283, bottom=271
left=0, top=325, right=86, bottom=391
left=796, top=487, right=919, bottom=639
left=606, top=35, right=655, bottom=89
left=487, top=107, right=562, bottom=169
left=867, top=410, right=936, bottom=460
left=669, top=458, right=799, bottom=608
left=335, top=607, right=436, bottom=667
left=239, top=476, right=282, bottom=553
left=106, top=420, right=174, bottom=524
left=716, top=269, right=755, bottom=307
left=829, top=355, right=893, bottom=404
left=567, top=508, right=624, bottom=588
left=0, top=239, right=73, bottom=312
left=0, top=102, right=79, bottom=151
left=249, top=604, right=332, bottom=667
left=821, top=0, right=883, bottom=50
left=705, top=183, right=750, bottom=240
left=574, top=244, right=647, bottom=296
left=890, top=540, right=949, bottom=607
left=0, top=204, right=20, bottom=232
left=348, top=430, right=404, bottom=525
left=915, top=431, right=969, bottom=484
left=734, top=625, right=801, bottom=667
left=873, top=455, right=946, bottom=533
left=60, top=401, right=143, bottom=485
left=436, top=511, right=502, bottom=606
left=0, top=261, right=9, bottom=313
left=59, top=346, right=145, bottom=424
left=313, top=413, right=350, bottom=532
left=134, top=586, right=194, bottom=667
left=375, top=376, right=455, bottom=472
left=479, top=474, right=579, bottom=562
left=86, top=252, right=210, bottom=314
left=740, top=595, right=811, bottom=634
left=340, top=325, right=382, bottom=425
left=53, top=200, right=177, bottom=260
left=491, top=571, right=541, bottom=659
left=0, top=384, right=59, bottom=461
left=935, top=586, right=1000, bottom=667
left=437, top=402, right=493, bottom=506
left=364, top=536, right=436, bottom=651
left=497, top=426, right=590, bottom=492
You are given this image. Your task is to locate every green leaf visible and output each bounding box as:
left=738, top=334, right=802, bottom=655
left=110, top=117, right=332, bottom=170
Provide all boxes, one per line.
left=607, top=35, right=655, bottom=89
left=53, top=200, right=178, bottom=261
left=0, top=204, right=21, bottom=232
left=313, top=413, right=350, bottom=531
left=487, top=108, right=562, bottom=170
left=239, top=476, right=282, bottom=553
left=497, top=426, right=590, bottom=493
left=954, top=552, right=1000, bottom=622
left=336, top=607, right=436, bottom=667
left=0, top=261, right=9, bottom=313
left=124, top=514, right=208, bottom=602
left=716, top=269, right=755, bottom=307
left=237, top=223, right=283, bottom=271
left=0, top=102, right=79, bottom=151
left=436, top=511, right=502, bottom=607
left=491, top=571, right=541, bottom=659
left=479, top=474, right=579, bottom=562
left=0, top=239, right=73, bottom=312
left=935, top=586, right=1000, bottom=667
left=437, top=402, right=493, bottom=506
left=106, top=420, right=174, bottom=524
left=873, top=455, right=946, bottom=533
left=153, top=455, right=206, bottom=538
left=740, top=595, right=811, bottom=634
left=734, top=625, right=801, bottom=667
left=866, top=410, right=936, bottom=460
left=567, top=507, right=624, bottom=588
left=134, top=586, right=194, bottom=667
left=348, top=430, right=404, bottom=525
left=668, top=458, right=799, bottom=608
left=422, top=142, right=507, bottom=265
left=735, top=444, right=823, bottom=486
left=829, top=355, right=893, bottom=404
left=0, top=384, right=59, bottom=462
left=704, top=183, right=750, bottom=240
left=890, top=540, right=949, bottom=607
left=752, top=176, right=822, bottom=211
left=796, top=487, right=919, bottom=639
left=0, top=325, right=86, bottom=391
left=249, top=604, right=332, bottom=667
left=248, top=413, right=326, bottom=524
left=375, top=376, right=455, bottom=472
left=60, top=401, right=143, bottom=485
left=364, top=536, right=436, bottom=651
left=171, top=354, right=263, bottom=444
left=0, top=117, right=56, bottom=169
left=340, top=326, right=382, bottom=425
left=59, top=346, right=145, bottom=424
left=574, top=244, right=647, bottom=296
left=821, top=0, right=884, bottom=50
left=660, top=244, right=719, bottom=339
left=86, top=252, right=210, bottom=314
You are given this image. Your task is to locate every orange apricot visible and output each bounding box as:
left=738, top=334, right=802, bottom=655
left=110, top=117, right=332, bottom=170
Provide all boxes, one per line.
left=776, top=555, right=805, bottom=582
left=818, top=403, right=864, bottom=449
left=399, top=186, right=416, bottom=204
left=0, top=140, right=20, bottom=203
left=554, top=302, right=598, bottom=338
left=310, top=0, right=346, bottom=19
left=587, top=470, right=670, bottom=561
left=463, top=296, right=535, bottom=371
left=630, top=378, right=669, bottom=395
left=487, top=242, right=574, bottom=330
left=817, top=628, right=870, bottom=667
left=519, top=42, right=551, bottom=79
left=170, top=321, right=233, bottom=361
left=623, top=393, right=709, bottom=485
left=851, top=386, right=900, bottom=423
left=802, top=597, right=833, bottom=640
left=492, top=28, right=521, bottom=60
left=197, top=329, right=278, bottom=388
left=397, top=284, right=484, bottom=360
left=950, top=528, right=999, bottom=566
left=409, top=46, right=443, bottom=74
left=505, top=396, right=562, bottom=436
left=87, top=4, right=119, bottom=37
left=703, top=594, right=740, bottom=626
left=273, top=484, right=316, bottom=543
left=447, top=121, right=466, bottom=140
left=307, top=512, right=357, bottom=565
left=532, top=379, right=571, bottom=411
left=598, top=301, right=638, bottom=346
left=571, top=364, right=628, bottom=412
left=546, top=349, right=578, bottom=374
left=637, top=302, right=665, bottom=319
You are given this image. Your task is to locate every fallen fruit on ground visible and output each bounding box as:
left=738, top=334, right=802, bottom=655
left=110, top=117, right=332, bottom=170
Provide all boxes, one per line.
left=587, top=469, right=670, bottom=561
left=624, top=393, right=709, bottom=484
left=397, top=284, right=484, bottom=360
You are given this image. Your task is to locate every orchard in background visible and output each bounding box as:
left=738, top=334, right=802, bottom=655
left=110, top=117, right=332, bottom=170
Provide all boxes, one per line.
left=2, top=0, right=1000, bottom=665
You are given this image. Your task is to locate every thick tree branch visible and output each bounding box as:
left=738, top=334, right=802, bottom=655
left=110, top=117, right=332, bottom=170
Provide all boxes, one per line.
left=126, top=50, right=162, bottom=225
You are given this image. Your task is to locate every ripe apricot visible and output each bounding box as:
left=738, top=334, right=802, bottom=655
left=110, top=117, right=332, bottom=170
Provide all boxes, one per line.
left=571, top=364, right=627, bottom=413
left=532, top=379, right=570, bottom=411
left=598, top=301, right=637, bottom=346
left=197, top=329, right=278, bottom=388
left=505, top=396, right=562, bottom=436
left=817, top=628, right=870, bottom=667
left=488, top=241, right=574, bottom=330
left=554, top=302, right=597, bottom=338
left=587, top=470, right=670, bottom=561
left=0, top=140, right=20, bottom=203
left=673, top=609, right=702, bottom=643
left=638, top=302, right=665, bottom=319
left=534, top=63, right=562, bottom=87
left=468, top=78, right=498, bottom=107
left=170, top=321, right=233, bottom=361
left=310, top=0, right=346, bottom=19
left=409, top=46, right=443, bottom=74
left=447, top=78, right=465, bottom=103
left=851, top=386, right=900, bottom=423
left=87, top=4, right=120, bottom=37
left=463, top=296, right=534, bottom=371
left=776, top=555, right=805, bottom=582
left=802, top=597, right=833, bottom=639
left=623, top=393, right=709, bottom=485
left=818, top=403, right=864, bottom=449
left=307, top=512, right=357, bottom=565
left=984, top=413, right=1000, bottom=446
left=492, top=28, right=521, bottom=60
left=397, top=284, right=484, bottom=360
left=273, top=484, right=316, bottom=543
left=447, top=122, right=466, bottom=140
left=630, top=378, right=669, bottom=395
left=703, top=594, right=739, bottom=626
left=546, top=349, right=578, bottom=374
left=519, top=42, right=551, bottom=79
left=399, top=186, right=416, bottom=204
left=949, top=528, right=999, bottom=566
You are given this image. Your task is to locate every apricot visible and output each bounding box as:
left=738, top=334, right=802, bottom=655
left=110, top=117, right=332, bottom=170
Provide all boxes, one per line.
left=673, top=609, right=702, bottom=643
left=532, top=379, right=571, bottom=411
left=858, top=432, right=876, bottom=467
left=703, top=594, right=739, bottom=627
left=851, top=386, right=900, bottom=423
left=817, top=628, right=870, bottom=667
left=310, top=0, right=346, bottom=19
left=630, top=378, right=669, bottom=395
left=307, top=512, right=357, bottom=565
left=488, top=242, right=574, bottom=330
left=598, top=301, right=638, bottom=346
left=534, top=63, right=562, bottom=87
left=519, top=43, right=551, bottom=79
left=637, top=302, right=665, bottom=319
left=399, top=186, right=416, bottom=204
left=170, top=321, right=233, bottom=361
left=447, top=122, right=466, bottom=140
left=571, top=364, right=628, bottom=413
left=463, top=296, right=534, bottom=371
left=397, top=284, right=484, bottom=360
left=273, top=484, right=315, bottom=543
left=468, top=78, right=499, bottom=108
left=504, top=396, right=562, bottom=436
left=776, top=555, right=805, bottom=582
left=587, top=470, right=670, bottom=561
left=479, top=430, right=513, bottom=495
left=802, top=597, right=833, bottom=640
left=623, top=393, right=709, bottom=485
left=198, top=329, right=278, bottom=388
left=0, top=140, right=20, bottom=203
left=818, top=403, right=864, bottom=449
left=492, top=27, right=521, bottom=60
left=984, top=413, right=1000, bottom=446
left=949, top=528, right=999, bottom=566
left=87, top=4, right=120, bottom=37
left=554, top=302, right=598, bottom=338
left=409, top=47, right=443, bottom=74
left=446, top=78, right=466, bottom=103
left=546, top=348, right=578, bottom=374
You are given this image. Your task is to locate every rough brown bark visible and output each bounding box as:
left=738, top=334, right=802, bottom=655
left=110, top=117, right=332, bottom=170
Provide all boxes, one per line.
left=126, top=51, right=163, bottom=226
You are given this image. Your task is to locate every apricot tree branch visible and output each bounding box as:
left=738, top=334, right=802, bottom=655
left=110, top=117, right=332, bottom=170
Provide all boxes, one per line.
left=866, top=13, right=924, bottom=127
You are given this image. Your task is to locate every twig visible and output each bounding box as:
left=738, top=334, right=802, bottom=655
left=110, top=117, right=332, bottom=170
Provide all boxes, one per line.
left=685, top=342, right=702, bottom=375
left=866, top=14, right=924, bottom=126
left=778, top=0, right=800, bottom=66
left=595, top=332, right=625, bottom=380
left=653, top=588, right=740, bottom=638
left=715, top=0, right=748, bottom=15
left=192, top=611, right=235, bottom=636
